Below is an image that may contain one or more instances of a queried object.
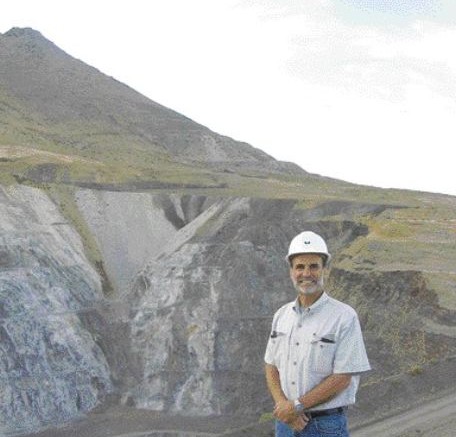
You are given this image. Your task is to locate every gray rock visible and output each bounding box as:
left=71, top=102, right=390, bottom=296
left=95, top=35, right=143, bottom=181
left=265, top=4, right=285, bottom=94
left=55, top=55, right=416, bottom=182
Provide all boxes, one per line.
left=2, top=185, right=456, bottom=435
left=0, top=185, right=112, bottom=433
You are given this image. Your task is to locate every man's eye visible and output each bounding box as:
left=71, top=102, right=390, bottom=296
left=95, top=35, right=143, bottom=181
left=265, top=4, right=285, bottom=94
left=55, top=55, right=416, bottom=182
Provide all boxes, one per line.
left=310, top=264, right=320, bottom=270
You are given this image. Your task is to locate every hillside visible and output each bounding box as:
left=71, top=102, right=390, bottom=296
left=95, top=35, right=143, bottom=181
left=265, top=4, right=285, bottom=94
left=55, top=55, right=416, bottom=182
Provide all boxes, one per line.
left=0, top=27, right=304, bottom=189
left=0, top=27, right=455, bottom=436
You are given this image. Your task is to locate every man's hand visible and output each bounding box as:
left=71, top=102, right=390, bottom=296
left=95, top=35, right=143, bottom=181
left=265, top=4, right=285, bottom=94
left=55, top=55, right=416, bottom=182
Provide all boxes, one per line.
left=290, top=414, right=309, bottom=431
left=273, top=399, right=296, bottom=423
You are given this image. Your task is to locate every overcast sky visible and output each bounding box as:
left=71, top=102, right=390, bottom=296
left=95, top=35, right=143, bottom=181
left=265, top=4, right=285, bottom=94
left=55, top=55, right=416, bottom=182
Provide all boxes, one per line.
left=1, top=0, right=456, bottom=196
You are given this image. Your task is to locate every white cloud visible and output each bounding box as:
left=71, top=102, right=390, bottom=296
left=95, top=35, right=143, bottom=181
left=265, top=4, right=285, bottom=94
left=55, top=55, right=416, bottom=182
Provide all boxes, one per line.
left=226, top=4, right=456, bottom=194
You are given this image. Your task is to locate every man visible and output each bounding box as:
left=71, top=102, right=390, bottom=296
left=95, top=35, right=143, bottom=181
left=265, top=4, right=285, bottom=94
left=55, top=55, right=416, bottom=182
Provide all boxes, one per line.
left=264, top=231, right=370, bottom=436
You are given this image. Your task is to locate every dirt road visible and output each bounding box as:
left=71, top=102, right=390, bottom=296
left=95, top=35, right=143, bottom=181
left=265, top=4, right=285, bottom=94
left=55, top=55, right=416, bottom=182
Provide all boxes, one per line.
left=16, top=390, right=456, bottom=437
left=351, top=391, right=456, bottom=437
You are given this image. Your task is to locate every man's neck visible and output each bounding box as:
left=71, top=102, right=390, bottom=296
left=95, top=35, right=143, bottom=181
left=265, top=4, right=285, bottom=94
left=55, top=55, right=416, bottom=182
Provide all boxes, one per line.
left=298, top=289, right=324, bottom=308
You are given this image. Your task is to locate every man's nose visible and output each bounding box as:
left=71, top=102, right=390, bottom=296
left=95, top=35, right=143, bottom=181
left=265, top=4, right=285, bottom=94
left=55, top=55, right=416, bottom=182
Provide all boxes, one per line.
left=300, top=266, right=312, bottom=275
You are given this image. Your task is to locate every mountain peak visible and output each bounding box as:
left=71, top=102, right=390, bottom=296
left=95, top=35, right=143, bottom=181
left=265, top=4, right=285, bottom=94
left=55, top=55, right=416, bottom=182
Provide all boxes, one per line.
left=0, top=27, right=305, bottom=178
left=1, top=27, right=59, bottom=54
left=4, top=27, right=45, bottom=39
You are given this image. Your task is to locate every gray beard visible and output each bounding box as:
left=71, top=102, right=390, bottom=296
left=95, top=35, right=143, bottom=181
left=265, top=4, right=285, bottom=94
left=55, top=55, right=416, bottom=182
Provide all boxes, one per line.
left=294, top=278, right=324, bottom=295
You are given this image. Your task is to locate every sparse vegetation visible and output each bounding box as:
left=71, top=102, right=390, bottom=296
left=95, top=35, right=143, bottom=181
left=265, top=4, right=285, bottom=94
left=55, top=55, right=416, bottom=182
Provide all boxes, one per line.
left=407, top=364, right=424, bottom=376
left=375, top=304, right=430, bottom=373
left=259, top=412, right=274, bottom=423
left=45, top=184, right=114, bottom=296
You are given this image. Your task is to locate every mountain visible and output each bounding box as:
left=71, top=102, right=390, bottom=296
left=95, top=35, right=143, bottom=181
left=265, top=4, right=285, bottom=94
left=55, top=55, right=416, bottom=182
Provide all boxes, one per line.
left=1, top=27, right=456, bottom=436
left=0, top=27, right=305, bottom=190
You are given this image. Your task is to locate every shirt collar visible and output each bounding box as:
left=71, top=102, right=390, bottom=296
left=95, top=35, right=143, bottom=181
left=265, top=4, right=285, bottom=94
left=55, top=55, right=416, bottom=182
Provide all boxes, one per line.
left=292, top=292, right=329, bottom=313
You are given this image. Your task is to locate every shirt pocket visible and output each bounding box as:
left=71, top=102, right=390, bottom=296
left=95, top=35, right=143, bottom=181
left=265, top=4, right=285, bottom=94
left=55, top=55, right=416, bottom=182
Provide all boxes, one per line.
left=270, top=321, right=291, bottom=367
left=309, top=332, right=337, bottom=374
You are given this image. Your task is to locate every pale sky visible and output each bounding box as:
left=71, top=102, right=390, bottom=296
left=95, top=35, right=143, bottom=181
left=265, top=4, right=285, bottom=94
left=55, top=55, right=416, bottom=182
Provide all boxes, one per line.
left=1, top=0, right=456, bottom=196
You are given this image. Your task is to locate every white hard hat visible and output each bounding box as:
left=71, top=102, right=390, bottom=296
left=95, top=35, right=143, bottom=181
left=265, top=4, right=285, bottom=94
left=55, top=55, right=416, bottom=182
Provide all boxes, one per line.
left=286, top=231, right=331, bottom=265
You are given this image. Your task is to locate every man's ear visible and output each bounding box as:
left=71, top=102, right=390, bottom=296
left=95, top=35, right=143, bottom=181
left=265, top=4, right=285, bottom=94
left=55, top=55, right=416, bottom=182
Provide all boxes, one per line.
left=289, top=262, right=295, bottom=280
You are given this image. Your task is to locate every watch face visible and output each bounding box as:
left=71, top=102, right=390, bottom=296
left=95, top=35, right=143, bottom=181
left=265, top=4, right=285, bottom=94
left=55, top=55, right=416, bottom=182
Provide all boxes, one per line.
left=294, top=402, right=304, bottom=412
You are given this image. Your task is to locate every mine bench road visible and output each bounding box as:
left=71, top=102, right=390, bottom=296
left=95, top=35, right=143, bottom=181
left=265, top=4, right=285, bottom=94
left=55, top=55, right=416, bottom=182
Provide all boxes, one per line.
left=351, top=390, right=456, bottom=437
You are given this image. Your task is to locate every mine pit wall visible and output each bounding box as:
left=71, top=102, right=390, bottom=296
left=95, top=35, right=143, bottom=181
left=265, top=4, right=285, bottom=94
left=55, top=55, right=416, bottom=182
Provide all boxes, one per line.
left=3, top=184, right=456, bottom=434
left=115, top=194, right=371, bottom=416
left=72, top=189, right=372, bottom=416
left=74, top=190, right=218, bottom=294
left=98, top=192, right=455, bottom=418
left=327, top=268, right=455, bottom=378
left=0, top=185, right=112, bottom=434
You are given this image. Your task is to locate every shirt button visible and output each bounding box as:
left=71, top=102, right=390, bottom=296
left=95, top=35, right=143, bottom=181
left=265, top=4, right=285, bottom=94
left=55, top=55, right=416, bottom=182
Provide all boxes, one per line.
left=291, top=381, right=296, bottom=385
left=293, top=361, right=297, bottom=366
left=298, top=324, right=302, bottom=328
left=296, top=342, right=300, bottom=346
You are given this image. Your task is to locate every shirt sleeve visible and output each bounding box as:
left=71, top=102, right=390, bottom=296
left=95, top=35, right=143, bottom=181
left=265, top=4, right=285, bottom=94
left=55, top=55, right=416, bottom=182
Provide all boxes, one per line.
left=333, top=312, right=371, bottom=374
left=264, top=312, right=278, bottom=366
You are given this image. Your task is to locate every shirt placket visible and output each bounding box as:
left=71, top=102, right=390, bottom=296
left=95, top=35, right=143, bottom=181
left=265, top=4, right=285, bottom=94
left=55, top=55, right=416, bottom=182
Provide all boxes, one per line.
left=288, top=309, right=304, bottom=399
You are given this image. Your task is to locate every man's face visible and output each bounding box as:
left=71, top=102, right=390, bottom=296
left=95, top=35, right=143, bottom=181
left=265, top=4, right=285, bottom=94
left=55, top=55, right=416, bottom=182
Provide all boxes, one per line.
left=290, top=253, right=325, bottom=296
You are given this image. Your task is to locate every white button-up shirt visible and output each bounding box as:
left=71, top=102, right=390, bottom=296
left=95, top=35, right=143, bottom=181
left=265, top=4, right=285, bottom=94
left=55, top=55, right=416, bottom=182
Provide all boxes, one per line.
left=264, top=292, right=371, bottom=411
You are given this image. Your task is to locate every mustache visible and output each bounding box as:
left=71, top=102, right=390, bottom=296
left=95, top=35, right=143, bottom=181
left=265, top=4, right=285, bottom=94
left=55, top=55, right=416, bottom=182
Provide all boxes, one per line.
left=293, top=277, right=324, bottom=287
left=296, top=277, right=321, bottom=284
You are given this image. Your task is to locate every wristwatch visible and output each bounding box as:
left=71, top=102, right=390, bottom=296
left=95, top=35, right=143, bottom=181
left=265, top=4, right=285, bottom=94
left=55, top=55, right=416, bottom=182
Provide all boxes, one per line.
left=294, top=399, right=305, bottom=413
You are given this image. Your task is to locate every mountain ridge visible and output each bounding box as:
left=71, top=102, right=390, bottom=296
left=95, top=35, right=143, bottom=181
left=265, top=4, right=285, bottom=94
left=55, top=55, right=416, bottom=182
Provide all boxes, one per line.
left=0, top=27, right=305, bottom=185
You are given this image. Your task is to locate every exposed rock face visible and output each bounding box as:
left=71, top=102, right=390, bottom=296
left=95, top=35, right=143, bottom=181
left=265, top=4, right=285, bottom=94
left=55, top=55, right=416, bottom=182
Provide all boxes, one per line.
left=0, top=185, right=112, bottom=433
left=1, top=185, right=456, bottom=434
left=74, top=191, right=217, bottom=293
left=70, top=190, right=371, bottom=416
left=107, top=196, right=369, bottom=415
left=74, top=190, right=456, bottom=419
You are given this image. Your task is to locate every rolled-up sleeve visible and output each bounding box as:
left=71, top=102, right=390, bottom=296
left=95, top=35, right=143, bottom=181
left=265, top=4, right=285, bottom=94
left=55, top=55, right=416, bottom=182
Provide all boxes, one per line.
left=264, top=313, right=279, bottom=366
left=264, top=336, right=276, bottom=365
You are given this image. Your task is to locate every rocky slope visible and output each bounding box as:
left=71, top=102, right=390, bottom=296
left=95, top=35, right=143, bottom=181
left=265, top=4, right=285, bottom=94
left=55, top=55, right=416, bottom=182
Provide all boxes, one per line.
left=76, top=191, right=456, bottom=417
left=1, top=183, right=456, bottom=435
left=0, top=185, right=112, bottom=434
